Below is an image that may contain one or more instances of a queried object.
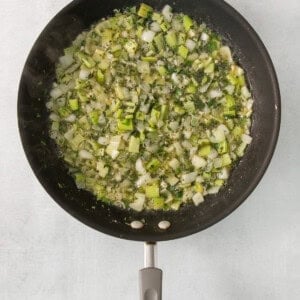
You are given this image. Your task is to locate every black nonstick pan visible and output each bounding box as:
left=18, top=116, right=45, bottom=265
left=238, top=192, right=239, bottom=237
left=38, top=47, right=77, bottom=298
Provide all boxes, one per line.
left=18, top=0, right=280, bottom=298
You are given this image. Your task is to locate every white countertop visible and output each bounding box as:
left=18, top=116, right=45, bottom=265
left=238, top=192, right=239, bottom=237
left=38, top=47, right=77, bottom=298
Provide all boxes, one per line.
left=1, top=0, right=299, bottom=299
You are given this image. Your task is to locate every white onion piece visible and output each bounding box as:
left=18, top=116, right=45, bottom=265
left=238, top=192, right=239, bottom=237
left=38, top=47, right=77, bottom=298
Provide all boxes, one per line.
left=136, top=174, right=152, bottom=188
left=181, top=172, right=197, bottom=184
left=173, top=142, right=183, bottom=156
left=219, top=46, right=233, bottom=63
left=208, top=89, right=223, bottom=99
left=208, top=149, right=218, bottom=160
left=141, top=30, right=155, bottom=43
left=169, top=121, right=179, bottom=131
left=162, top=5, right=173, bottom=22
left=192, top=155, right=207, bottom=169
left=49, top=113, right=59, bottom=121
left=166, top=176, right=179, bottom=186
left=79, top=69, right=90, bottom=80
left=135, top=158, right=146, bottom=175
left=201, top=32, right=209, bottom=41
left=218, top=168, right=229, bottom=179
left=79, top=150, right=93, bottom=159
left=213, top=158, right=223, bottom=169
left=150, top=22, right=161, bottom=32
left=242, top=134, right=252, bottom=144
left=65, top=114, right=76, bottom=122
left=225, top=85, right=235, bottom=95
left=64, top=129, right=74, bottom=140
left=185, top=39, right=196, bottom=51
left=208, top=186, right=221, bottom=194
left=171, top=73, right=180, bottom=85
left=241, top=86, right=251, bottom=99
left=129, top=193, right=145, bottom=212
left=168, top=158, right=180, bottom=170
left=50, top=87, right=63, bottom=99
left=192, top=193, right=204, bottom=206
left=59, top=54, right=74, bottom=68
left=97, top=136, right=108, bottom=145
left=182, top=140, right=192, bottom=150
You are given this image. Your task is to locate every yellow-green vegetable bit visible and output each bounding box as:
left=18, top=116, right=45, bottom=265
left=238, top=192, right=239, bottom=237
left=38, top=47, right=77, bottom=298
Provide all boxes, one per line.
left=48, top=4, right=253, bottom=211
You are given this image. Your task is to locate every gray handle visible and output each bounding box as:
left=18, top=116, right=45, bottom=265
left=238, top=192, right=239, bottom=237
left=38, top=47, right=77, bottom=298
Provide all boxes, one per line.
left=139, top=243, right=162, bottom=300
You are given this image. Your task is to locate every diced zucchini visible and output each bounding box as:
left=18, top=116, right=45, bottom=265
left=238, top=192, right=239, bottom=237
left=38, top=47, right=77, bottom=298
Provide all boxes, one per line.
left=222, top=153, right=232, bottom=166
left=89, top=111, right=99, bottom=125
left=117, top=118, right=133, bottom=132
left=141, top=56, right=157, bottom=62
left=146, top=158, right=161, bottom=172
left=137, top=3, right=153, bottom=18
left=215, top=179, right=224, bottom=186
left=198, top=144, right=211, bottom=157
left=154, top=33, right=165, bottom=51
left=128, top=136, right=140, bottom=153
left=185, top=84, right=197, bottom=94
left=183, top=15, right=193, bottom=31
left=96, top=70, right=105, bottom=84
left=178, top=45, right=188, bottom=58
left=145, top=184, right=160, bottom=198
left=58, top=107, right=70, bottom=118
left=216, top=140, right=228, bottom=154
left=165, top=31, right=177, bottom=48
left=194, top=182, right=204, bottom=193
left=152, top=197, right=164, bottom=209
left=68, top=99, right=79, bottom=111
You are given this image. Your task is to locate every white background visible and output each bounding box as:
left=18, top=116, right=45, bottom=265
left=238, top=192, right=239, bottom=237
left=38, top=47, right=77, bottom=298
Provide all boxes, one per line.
left=1, top=0, right=299, bottom=299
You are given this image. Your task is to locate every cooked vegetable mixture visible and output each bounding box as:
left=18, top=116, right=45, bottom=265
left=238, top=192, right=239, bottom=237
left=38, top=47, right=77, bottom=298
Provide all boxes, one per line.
left=48, top=4, right=253, bottom=211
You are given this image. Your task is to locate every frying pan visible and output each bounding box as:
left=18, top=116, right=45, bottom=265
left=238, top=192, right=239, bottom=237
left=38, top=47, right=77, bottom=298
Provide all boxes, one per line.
left=18, top=0, right=281, bottom=298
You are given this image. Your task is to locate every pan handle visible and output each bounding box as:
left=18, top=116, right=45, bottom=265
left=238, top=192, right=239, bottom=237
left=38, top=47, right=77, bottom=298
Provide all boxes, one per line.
left=139, top=242, right=162, bottom=300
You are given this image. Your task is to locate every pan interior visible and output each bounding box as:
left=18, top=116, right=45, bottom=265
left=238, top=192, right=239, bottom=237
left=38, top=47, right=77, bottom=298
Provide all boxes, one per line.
left=18, top=0, right=280, bottom=241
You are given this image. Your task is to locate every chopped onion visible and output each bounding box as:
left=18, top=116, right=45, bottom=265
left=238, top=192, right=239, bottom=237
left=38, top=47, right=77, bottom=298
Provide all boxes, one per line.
left=97, top=136, right=108, bottom=145
left=242, top=134, right=252, bottom=144
left=219, top=46, right=233, bottom=63
left=182, top=140, right=192, bottom=150
left=79, top=150, right=93, bottom=159
left=59, top=54, right=74, bottom=68
left=208, top=149, right=218, bottom=160
left=201, top=32, right=209, bottom=41
left=79, top=69, right=90, bottom=80
left=150, top=22, right=161, bottom=32
left=208, top=186, right=221, bottom=194
left=166, top=176, right=179, bottom=186
left=181, top=172, right=197, bottom=184
left=241, top=86, right=251, bottom=99
left=136, top=173, right=151, bottom=187
left=162, top=5, right=173, bottom=22
left=225, top=85, right=235, bottom=95
left=208, top=89, right=223, bottom=99
left=213, top=158, right=223, bottom=168
left=141, top=30, right=155, bottom=43
left=49, top=113, right=59, bottom=121
left=192, top=192, right=204, bottom=206
left=168, top=158, right=180, bottom=170
left=129, top=193, right=145, bottom=212
left=169, top=121, right=179, bottom=131
left=171, top=73, right=180, bottom=85
left=50, top=87, right=63, bottom=99
left=218, top=168, right=229, bottom=179
left=65, top=114, right=76, bottom=122
left=64, top=128, right=74, bottom=140
left=136, top=158, right=146, bottom=174
left=186, top=39, right=196, bottom=51
left=192, top=155, right=207, bottom=169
